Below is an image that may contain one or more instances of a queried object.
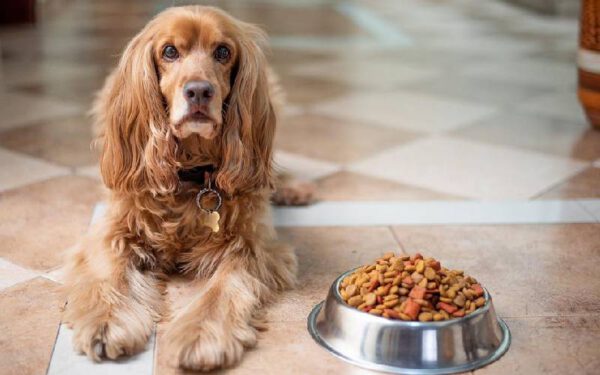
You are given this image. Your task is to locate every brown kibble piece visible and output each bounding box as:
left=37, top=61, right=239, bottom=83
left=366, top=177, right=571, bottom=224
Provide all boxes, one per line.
left=345, top=284, right=358, bottom=298
left=424, top=267, right=436, bottom=280
left=453, top=294, right=466, bottom=307
left=348, top=295, right=363, bottom=306
left=418, top=312, right=433, bottom=322
left=364, top=293, right=377, bottom=306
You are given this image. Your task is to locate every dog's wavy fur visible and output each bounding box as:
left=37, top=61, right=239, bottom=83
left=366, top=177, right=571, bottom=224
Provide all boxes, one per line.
left=62, top=6, right=297, bottom=371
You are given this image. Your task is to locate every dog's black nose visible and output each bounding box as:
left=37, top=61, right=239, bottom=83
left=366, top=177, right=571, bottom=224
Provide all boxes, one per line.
left=183, top=81, right=214, bottom=105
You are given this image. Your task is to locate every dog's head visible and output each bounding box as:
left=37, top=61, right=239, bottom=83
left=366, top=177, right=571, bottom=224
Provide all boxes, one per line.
left=96, top=6, right=275, bottom=196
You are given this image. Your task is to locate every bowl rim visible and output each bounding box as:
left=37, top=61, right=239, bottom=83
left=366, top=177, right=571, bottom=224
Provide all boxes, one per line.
left=332, top=268, right=492, bottom=327
left=308, top=300, right=511, bottom=375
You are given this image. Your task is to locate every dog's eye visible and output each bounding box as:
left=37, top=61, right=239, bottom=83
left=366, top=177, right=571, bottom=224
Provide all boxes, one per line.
left=213, top=45, right=230, bottom=63
left=162, top=45, right=179, bottom=61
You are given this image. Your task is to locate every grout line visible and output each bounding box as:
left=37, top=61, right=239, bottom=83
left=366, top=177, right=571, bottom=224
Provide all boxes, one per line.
left=529, top=165, right=589, bottom=200
left=151, top=328, right=158, bottom=375
left=575, top=200, right=600, bottom=223
left=576, top=200, right=600, bottom=223
left=388, top=226, right=407, bottom=253
left=45, top=321, right=63, bottom=375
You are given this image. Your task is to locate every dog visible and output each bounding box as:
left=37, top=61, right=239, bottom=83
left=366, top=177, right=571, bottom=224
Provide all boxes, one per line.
left=63, top=6, right=299, bottom=371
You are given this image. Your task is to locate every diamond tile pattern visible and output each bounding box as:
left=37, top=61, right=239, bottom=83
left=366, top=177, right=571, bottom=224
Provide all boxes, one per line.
left=0, top=148, right=69, bottom=192
left=312, top=90, right=497, bottom=133
left=0, top=91, right=82, bottom=131
left=350, top=136, right=588, bottom=199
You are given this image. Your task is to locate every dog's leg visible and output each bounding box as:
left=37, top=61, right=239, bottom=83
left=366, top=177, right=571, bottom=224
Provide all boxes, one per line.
left=164, top=240, right=296, bottom=371
left=63, top=223, right=163, bottom=361
left=271, top=172, right=316, bottom=206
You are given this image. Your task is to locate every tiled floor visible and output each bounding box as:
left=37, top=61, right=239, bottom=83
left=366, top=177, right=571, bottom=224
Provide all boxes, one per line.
left=1, top=0, right=599, bottom=374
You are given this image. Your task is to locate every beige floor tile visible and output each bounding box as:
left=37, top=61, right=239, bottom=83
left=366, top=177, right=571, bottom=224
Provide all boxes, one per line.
left=274, top=150, right=341, bottom=181
left=0, top=60, right=106, bottom=88
left=0, top=115, right=97, bottom=167
left=0, top=91, right=81, bottom=131
left=74, top=164, right=102, bottom=181
left=16, top=75, right=107, bottom=107
left=421, top=34, right=539, bottom=57
left=0, top=148, right=69, bottom=192
left=519, top=91, right=588, bottom=124
left=0, top=175, right=104, bottom=271
left=276, top=114, right=419, bottom=164
left=461, top=59, right=576, bottom=89
left=405, top=76, right=546, bottom=107
left=391, top=224, right=600, bottom=317
left=536, top=167, right=600, bottom=199
left=222, top=3, right=367, bottom=37
left=350, top=136, right=588, bottom=199
left=452, top=113, right=600, bottom=161
left=476, top=316, right=600, bottom=375
left=278, top=74, right=354, bottom=106
left=312, top=91, right=497, bottom=134
left=222, top=321, right=366, bottom=375
left=316, top=171, right=464, bottom=201
left=292, top=60, right=439, bottom=89
left=0, top=277, right=62, bottom=375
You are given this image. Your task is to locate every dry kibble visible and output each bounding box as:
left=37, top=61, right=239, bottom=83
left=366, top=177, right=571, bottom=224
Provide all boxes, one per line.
left=340, top=252, right=486, bottom=321
left=447, top=288, right=457, bottom=299
left=347, top=295, right=363, bottom=306
left=383, top=252, right=395, bottom=260
left=411, top=272, right=424, bottom=283
left=418, top=312, right=433, bottom=322
left=345, top=284, right=358, bottom=298
left=453, top=294, right=466, bottom=307
left=364, top=293, right=377, bottom=306
left=424, top=267, right=436, bottom=280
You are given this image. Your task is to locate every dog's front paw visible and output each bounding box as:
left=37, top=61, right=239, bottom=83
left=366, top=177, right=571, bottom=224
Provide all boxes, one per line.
left=71, top=312, right=153, bottom=361
left=164, top=318, right=257, bottom=371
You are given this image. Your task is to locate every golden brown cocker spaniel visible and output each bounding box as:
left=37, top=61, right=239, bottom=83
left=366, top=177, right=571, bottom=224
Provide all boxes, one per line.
left=63, top=6, right=299, bottom=371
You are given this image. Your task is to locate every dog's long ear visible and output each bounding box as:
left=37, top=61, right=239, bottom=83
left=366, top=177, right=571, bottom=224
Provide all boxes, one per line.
left=216, top=24, right=276, bottom=196
left=94, top=25, right=178, bottom=196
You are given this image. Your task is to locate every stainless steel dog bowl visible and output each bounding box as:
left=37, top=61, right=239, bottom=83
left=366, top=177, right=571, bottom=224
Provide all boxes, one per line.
left=308, top=269, right=510, bottom=374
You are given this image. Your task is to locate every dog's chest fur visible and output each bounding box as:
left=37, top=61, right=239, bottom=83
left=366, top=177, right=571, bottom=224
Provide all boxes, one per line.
left=115, top=188, right=268, bottom=275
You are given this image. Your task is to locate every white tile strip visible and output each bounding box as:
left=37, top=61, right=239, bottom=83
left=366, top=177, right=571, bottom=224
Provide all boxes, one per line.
left=92, top=200, right=599, bottom=229
left=273, top=200, right=599, bottom=227
left=47, top=204, right=156, bottom=375
left=46, top=324, right=155, bottom=375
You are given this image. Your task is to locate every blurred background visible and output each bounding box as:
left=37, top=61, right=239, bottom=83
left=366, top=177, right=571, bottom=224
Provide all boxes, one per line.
left=1, top=1, right=599, bottom=374
left=0, top=0, right=597, bottom=202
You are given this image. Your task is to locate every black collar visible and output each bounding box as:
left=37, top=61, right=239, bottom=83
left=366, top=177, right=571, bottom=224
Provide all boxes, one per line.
left=177, top=165, right=216, bottom=186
